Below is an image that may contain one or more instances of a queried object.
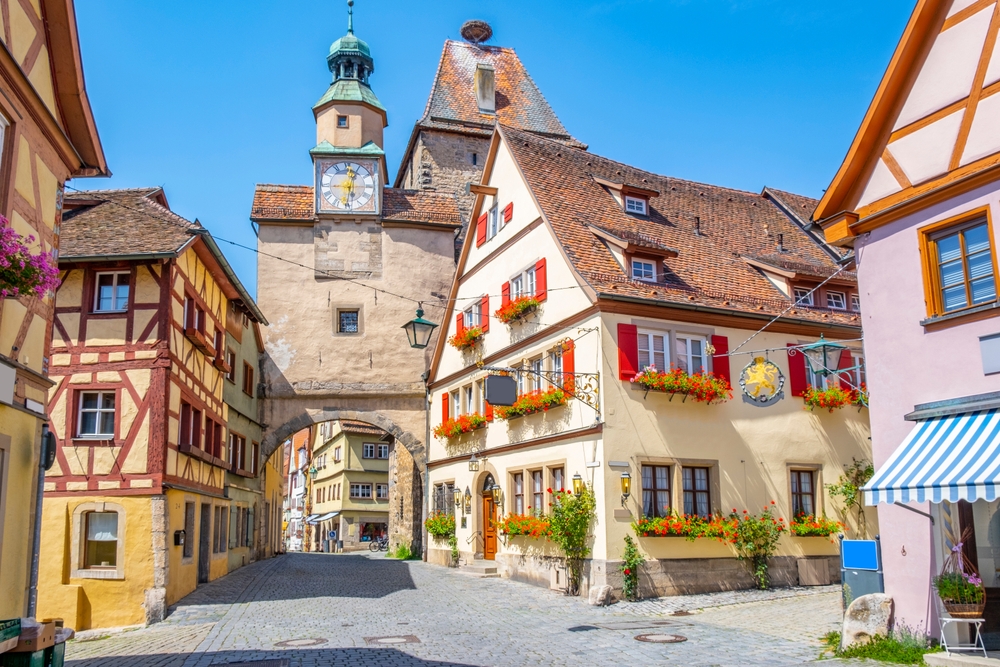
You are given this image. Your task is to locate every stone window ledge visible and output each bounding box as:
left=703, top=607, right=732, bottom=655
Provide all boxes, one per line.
left=71, top=568, right=124, bottom=580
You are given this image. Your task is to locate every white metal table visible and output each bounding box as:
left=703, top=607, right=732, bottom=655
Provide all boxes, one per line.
left=939, top=614, right=987, bottom=657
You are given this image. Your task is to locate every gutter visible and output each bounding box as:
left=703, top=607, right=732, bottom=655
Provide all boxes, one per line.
left=60, top=252, right=176, bottom=263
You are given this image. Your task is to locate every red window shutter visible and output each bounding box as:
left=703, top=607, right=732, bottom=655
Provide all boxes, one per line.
left=476, top=213, right=487, bottom=247
left=455, top=313, right=464, bottom=335
left=710, top=335, right=730, bottom=384
left=485, top=400, right=494, bottom=421
left=442, top=393, right=450, bottom=424
left=503, top=202, right=513, bottom=222
left=501, top=282, right=510, bottom=307
left=618, top=323, right=639, bottom=381
left=480, top=296, right=489, bottom=332
left=535, top=258, right=547, bottom=301
left=787, top=343, right=808, bottom=397
left=563, top=340, right=576, bottom=392
left=837, top=348, right=855, bottom=387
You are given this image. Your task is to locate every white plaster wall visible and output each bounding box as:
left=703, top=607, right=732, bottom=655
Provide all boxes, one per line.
left=859, top=159, right=904, bottom=208
left=890, top=109, right=964, bottom=184
left=961, top=91, right=1000, bottom=164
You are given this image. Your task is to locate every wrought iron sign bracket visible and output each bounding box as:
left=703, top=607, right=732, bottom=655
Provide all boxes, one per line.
left=480, top=365, right=602, bottom=419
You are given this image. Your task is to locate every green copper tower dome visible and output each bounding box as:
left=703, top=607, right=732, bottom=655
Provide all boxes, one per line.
left=315, top=0, right=384, bottom=112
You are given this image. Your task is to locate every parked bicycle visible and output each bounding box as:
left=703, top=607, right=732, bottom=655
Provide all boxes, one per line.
left=369, top=536, right=389, bottom=552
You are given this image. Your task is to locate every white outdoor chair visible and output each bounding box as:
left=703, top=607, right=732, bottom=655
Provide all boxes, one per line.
left=936, top=595, right=987, bottom=658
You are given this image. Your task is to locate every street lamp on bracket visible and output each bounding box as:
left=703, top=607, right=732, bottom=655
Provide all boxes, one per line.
left=798, top=334, right=848, bottom=377
left=402, top=305, right=438, bottom=349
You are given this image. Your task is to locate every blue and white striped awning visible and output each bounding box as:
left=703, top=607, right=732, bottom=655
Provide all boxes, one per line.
left=865, top=410, right=1000, bottom=505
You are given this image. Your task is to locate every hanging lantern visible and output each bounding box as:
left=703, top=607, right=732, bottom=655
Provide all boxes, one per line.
left=799, top=334, right=846, bottom=377
left=468, top=451, right=479, bottom=472
left=402, top=307, right=438, bottom=349
left=572, top=473, right=584, bottom=495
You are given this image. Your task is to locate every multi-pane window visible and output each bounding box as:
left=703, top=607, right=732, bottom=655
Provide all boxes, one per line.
left=682, top=467, right=711, bottom=518
left=487, top=203, right=500, bottom=240
left=79, top=392, right=116, bottom=438
left=463, top=305, right=479, bottom=328
left=793, top=287, right=813, bottom=306
left=450, top=389, right=460, bottom=419
left=826, top=291, right=846, bottom=310
left=851, top=354, right=866, bottom=388
left=549, top=347, right=563, bottom=389
left=641, top=465, right=670, bottom=518
left=363, top=443, right=376, bottom=459
left=350, top=483, right=373, bottom=499
left=376, top=483, right=389, bottom=500
left=513, top=473, right=524, bottom=514
left=338, top=310, right=359, bottom=333
left=625, top=196, right=647, bottom=215
left=378, top=443, right=389, bottom=459
left=675, top=335, right=707, bottom=374
left=532, top=471, right=544, bottom=515
left=225, top=349, right=236, bottom=382
left=790, top=470, right=815, bottom=517
left=94, top=272, right=129, bottom=312
left=932, top=220, right=997, bottom=313
left=529, top=357, right=543, bottom=392
left=851, top=294, right=861, bottom=312
left=631, top=260, right=655, bottom=281
left=334, top=446, right=342, bottom=462
left=183, top=296, right=205, bottom=332
left=637, top=330, right=666, bottom=371
left=463, top=385, right=474, bottom=414
left=510, top=267, right=536, bottom=299
left=551, top=467, right=564, bottom=493
left=806, top=361, right=830, bottom=390
left=84, top=512, right=118, bottom=569
left=337, top=115, right=348, bottom=128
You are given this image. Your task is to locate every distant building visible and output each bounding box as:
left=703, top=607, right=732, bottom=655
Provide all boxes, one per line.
left=36, top=188, right=277, bottom=630
left=283, top=430, right=309, bottom=552
left=306, top=420, right=391, bottom=551
left=0, top=0, right=107, bottom=620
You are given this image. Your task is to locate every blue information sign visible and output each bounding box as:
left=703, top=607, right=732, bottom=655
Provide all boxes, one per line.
left=842, top=539, right=879, bottom=571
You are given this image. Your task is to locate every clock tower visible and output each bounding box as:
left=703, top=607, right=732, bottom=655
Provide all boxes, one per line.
left=312, top=0, right=387, bottom=216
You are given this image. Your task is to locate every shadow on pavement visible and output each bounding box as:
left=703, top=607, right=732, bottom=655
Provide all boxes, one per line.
left=168, top=553, right=417, bottom=611
left=66, top=647, right=481, bottom=667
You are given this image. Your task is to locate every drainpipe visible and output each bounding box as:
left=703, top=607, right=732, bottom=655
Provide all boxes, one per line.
left=27, top=423, right=51, bottom=617
left=422, top=370, right=431, bottom=561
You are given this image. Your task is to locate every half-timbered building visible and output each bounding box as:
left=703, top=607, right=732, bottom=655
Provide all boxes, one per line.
left=426, top=125, right=873, bottom=597
left=35, top=188, right=269, bottom=630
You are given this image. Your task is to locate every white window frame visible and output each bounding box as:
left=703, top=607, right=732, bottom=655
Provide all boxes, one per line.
left=528, top=357, right=543, bottom=393
left=463, top=384, right=474, bottom=414
left=510, top=265, right=537, bottom=300
left=826, top=291, right=847, bottom=310
left=851, top=294, right=861, bottom=312
left=450, top=389, right=460, bottom=419
left=631, top=259, right=655, bottom=282
left=363, top=443, right=376, bottom=459
left=475, top=379, right=485, bottom=414
left=625, top=196, right=647, bottom=215
left=851, top=353, right=866, bottom=388
left=793, top=287, right=814, bottom=306
left=463, top=305, right=479, bottom=329
left=350, top=483, right=373, bottom=499
left=334, top=446, right=342, bottom=462
left=675, top=334, right=708, bottom=374
left=549, top=347, right=563, bottom=389
left=378, top=443, right=389, bottom=459
left=487, top=202, right=500, bottom=240
left=77, top=391, right=116, bottom=439
left=637, top=329, right=666, bottom=372
left=93, top=271, right=130, bottom=313
left=376, top=483, right=389, bottom=499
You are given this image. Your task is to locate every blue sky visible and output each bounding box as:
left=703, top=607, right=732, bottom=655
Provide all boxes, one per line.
left=74, top=0, right=915, bottom=297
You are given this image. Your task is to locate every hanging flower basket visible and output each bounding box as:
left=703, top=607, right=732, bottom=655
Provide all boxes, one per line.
left=934, top=539, right=986, bottom=618
left=433, top=413, right=487, bottom=440
left=0, top=223, right=60, bottom=299
left=494, top=387, right=567, bottom=420
left=631, top=366, right=732, bottom=404
left=495, top=296, right=540, bottom=324
left=448, top=326, right=483, bottom=351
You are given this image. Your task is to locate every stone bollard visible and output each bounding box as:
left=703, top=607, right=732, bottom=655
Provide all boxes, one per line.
left=841, top=593, right=894, bottom=650
left=588, top=585, right=613, bottom=606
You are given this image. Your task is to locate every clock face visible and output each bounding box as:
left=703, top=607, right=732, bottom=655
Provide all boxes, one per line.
left=319, top=161, right=376, bottom=212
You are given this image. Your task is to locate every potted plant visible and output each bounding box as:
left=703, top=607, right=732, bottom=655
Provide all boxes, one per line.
left=0, top=222, right=60, bottom=299
left=630, top=366, right=732, bottom=404
left=495, top=296, right=540, bottom=324
left=448, top=326, right=483, bottom=351
left=934, top=542, right=986, bottom=618
left=789, top=513, right=844, bottom=537
left=494, top=388, right=567, bottom=420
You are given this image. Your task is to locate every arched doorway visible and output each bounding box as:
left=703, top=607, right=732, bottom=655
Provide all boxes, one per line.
left=481, top=473, right=498, bottom=561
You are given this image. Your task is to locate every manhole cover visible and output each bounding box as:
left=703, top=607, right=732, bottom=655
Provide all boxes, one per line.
left=273, top=638, right=328, bottom=648
left=364, top=635, right=420, bottom=646
left=635, top=633, right=688, bottom=644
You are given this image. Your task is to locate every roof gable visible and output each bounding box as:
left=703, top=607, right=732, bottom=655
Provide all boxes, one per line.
left=814, top=0, right=1000, bottom=236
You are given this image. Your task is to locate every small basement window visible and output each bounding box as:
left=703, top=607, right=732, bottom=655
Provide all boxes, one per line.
left=625, top=196, right=647, bottom=215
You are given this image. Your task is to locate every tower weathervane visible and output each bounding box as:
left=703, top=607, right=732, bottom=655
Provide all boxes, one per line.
left=347, top=0, right=354, bottom=34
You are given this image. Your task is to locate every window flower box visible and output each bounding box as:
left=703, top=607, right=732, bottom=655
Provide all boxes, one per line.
left=802, top=385, right=867, bottom=412
left=631, top=366, right=732, bottom=404
left=632, top=513, right=714, bottom=540
left=433, top=412, right=487, bottom=440
left=185, top=327, right=216, bottom=357
left=498, top=513, right=551, bottom=539
left=494, top=388, right=567, bottom=420
left=213, top=356, right=232, bottom=374
left=495, top=296, right=540, bottom=324
left=789, top=514, right=843, bottom=537
left=448, top=326, right=484, bottom=351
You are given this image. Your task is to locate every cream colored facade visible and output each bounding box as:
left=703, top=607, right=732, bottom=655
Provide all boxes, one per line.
left=426, top=129, right=874, bottom=596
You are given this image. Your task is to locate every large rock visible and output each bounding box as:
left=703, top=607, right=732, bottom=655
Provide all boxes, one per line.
left=588, top=585, right=613, bottom=606
left=841, top=593, right=894, bottom=650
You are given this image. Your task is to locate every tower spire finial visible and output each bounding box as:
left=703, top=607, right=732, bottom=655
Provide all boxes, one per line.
left=347, top=0, right=354, bottom=34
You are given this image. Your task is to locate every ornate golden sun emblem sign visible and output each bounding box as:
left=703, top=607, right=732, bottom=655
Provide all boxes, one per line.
left=739, top=357, right=784, bottom=406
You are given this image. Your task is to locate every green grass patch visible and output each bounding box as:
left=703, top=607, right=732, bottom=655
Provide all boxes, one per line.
left=387, top=543, right=422, bottom=560
left=820, top=629, right=943, bottom=664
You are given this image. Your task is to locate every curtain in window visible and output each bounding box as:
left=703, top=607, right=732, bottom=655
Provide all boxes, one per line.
left=87, top=512, right=118, bottom=541
left=642, top=465, right=654, bottom=516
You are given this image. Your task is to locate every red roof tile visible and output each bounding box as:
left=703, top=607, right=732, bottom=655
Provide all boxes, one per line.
left=250, top=184, right=314, bottom=221
left=250, top=185, right=461, bottom=227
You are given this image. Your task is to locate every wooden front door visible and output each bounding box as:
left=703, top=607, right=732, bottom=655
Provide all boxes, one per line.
left=482, top=495, right=497, bottom=560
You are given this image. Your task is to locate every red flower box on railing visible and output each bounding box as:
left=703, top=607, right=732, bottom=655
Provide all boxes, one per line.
left=448, top=326, right=483, bottom=351
left=433, top=412, right=487, bottom=440
left=494, top=387, right=567, bottom=420
left=802, top=384, right=868, bottom=412
left=789, top=513, right=844, bottom=537
left=631, top=366, right=732, bottom=404
left=495, top=296, right=540, bottom=324
left=497, top=513, right=551, bottom=539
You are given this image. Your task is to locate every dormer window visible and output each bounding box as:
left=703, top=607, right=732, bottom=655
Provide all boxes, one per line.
left=625, top=196, right=647, bottom=215
left=793, top=287, right=814, bottom=306
left=631, top=259, right=656, bottom=282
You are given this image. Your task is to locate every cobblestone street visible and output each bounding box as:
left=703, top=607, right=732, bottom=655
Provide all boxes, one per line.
left=64, top=553, right=864, bottom=667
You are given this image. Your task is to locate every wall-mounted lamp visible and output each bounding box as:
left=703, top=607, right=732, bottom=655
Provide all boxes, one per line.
left=491, top=483, right=503, bottom=506
left=620, top=472, right=632, bottom=506
left=453, top=487, right=462, bottom=508
left=572, top=473, right=584, bottom=495
left=464, top=487, right=472, bottom=514
left=468, top=452, right=479, bottom=472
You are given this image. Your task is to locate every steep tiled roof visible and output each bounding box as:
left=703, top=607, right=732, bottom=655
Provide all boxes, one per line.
left=418, top=40, right=583, bottom=147
left=500, top=126, right=860, bottom=327
left=250, top=185, right=461, bottom=227
left=765, top=188, right=819, bottom=226
left=340, top=419, right=390, bottom=437
left=61, top=188, right=196, bottom=258
left=251, top=184, right=314, bottom=221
